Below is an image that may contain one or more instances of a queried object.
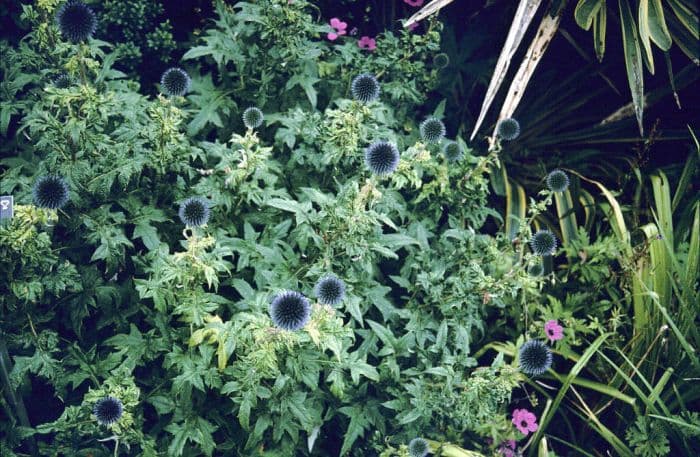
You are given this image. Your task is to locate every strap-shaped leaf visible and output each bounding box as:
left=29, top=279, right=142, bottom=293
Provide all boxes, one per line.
left=638, top=0, right=657, bottom=73
left=618, top=0, right=645, bottom=135
left=470, top=0, right=543, bottom=140
left=593, top=1, right=607, bottom=61
left=647, top=0, right=673, bottom=49
left=575, top=0, right=603, bottom=30
left=667, top=0, right=699, bottom=38
left=494, top=9, right=562, bottom=133
left=403, top=0, right=456, bottom=27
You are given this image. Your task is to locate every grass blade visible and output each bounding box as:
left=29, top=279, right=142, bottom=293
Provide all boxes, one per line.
left=528, top=333, right=611, bottom=455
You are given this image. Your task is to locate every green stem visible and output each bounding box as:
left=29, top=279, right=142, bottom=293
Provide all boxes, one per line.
left=0, top=338, right=38, bottom=457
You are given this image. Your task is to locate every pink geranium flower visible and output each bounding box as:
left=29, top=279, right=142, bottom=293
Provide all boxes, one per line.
left=358, top=36, right=376, bottom=51
left=512, top=409, right=539, bottom=435
left=544, top=319, right=564, bottom=342
left=327, top=17, right=347, bottom=41
left=404, top=0, right=425, bottom=6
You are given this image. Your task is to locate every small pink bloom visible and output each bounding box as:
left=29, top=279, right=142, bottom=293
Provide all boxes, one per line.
left=404, top=0, right=425, bottom=6
left=512, top=409, right=539, bottom=435
left=407, top=21, right=419, bottom=32
left=327, top=17, right=347, bottom=41
left=544, top=319, right=564, bottom=342
left=358, top=36, right=376, bottom=51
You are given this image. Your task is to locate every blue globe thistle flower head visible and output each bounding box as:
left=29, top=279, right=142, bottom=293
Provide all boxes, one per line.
left=32, top=175, right=70, bottom=209
left=242, top=106, right=264, bottom=129
left=314, top=274, right=346, bottom=306
left=93, top=396, right=123, bottom=426
left=442, top=141, right=463, bottom=162
left=518, top=339, right=552, bottom=376
left=419, top=117, right=446, bottom=144
left=53, top=73, right=73, bottom=89
left=530, top=230, right=557, bottom=256
left=546, top=169, right=569, bottom=193
left=408, top=437, right=429, bottom=457
left=365, top=141, right=400, bottom=176
left=433, top=53, right=450, bottom=69
left=351, top=73, right=380, bottom=103
left=160, top=67, right=191, bottom=97
left=178, top=197, right=210, bottom=227
left=496, top=117, right=520, bottom=141
left=55, top=0, right=97, bottom=43
left=528, top=263, right=544, bottom=277
left=269, top=290, right=312, bottom=331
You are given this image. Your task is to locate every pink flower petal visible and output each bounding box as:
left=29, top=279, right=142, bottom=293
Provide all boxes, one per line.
left=330, top=17, right=342, bottom=28
left=544, top=319, right=564, bottom=342
left=327, top=32, right=338, bottom=41
left=337, top=21, right=348, bottom=31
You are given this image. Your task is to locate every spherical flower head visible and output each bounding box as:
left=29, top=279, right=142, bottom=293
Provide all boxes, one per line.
left=511, top=408, right=538, bottom=435
left=53, top=73, right=73, bottom=89
left=442, top=141, right=463, bottom=162
left=93, top=396, right=123, bottom=426
left=269, top=290, right=311, bottom=331
left=178, top=197, right=210, bottom=227
left=546, top=169, right=569, bottom=193
left=420, top=117, right=446, bottom=144
left=358, top=36, right=377, bottom=51
left=365, top=141, right=400, bottom=176
left=433, top=53, right=450, bottom=69
left=530, top=230, right=557, bottom=256
left=32, top=175, right=70, bottom=209
left=160, top=67, right=191, bottom=97
left=544, top=320, right=564, bottom=342
left=55, top=0, right=97, bottom=43
left=314, top=274, right=346, bottom=306
left=518, top=340, right=552, bottom=376
left=496, top=118, right=520, bottom=141
left=327, top=17, right=348, bottom=41
left=404, top=0, right=425, bottom=6
left=242, top=106, right=264, bottom=129
left=351, top=73, right=380, bottom=103
left=528, top=263, right=544, bottom=277
left=408, top=437, right=429, bottom=457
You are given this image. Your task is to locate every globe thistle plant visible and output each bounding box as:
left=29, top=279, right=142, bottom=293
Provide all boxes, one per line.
left=160, top=67, right=191, bottom=97
left=432, top=53, right=450, bottom=69
left=242, top=107, right=264, bottom=129
left=496, top=117, right=520, bottom=141
left=408, top=437, right=430, bottom=457
left=93, top=396, right=123, bottom=426
left=53, top=73, right=73, bottom=89
left=419, top=117, right=446, bottom=144
left=546, top=169, right=569, bottom=193
left=530, top=230, right=557, bottom=256
left=178, top=197, right=210, bottom=227
left=365, top=141, right=400, bottom=176
left=314, top=274, right=346, bottom=306
left=32, top=175, right=70, bottom=209
left=442, top=141, right=463, bottom=162
left=269, top=290, right=312, bottom=331
left=55, top=0, right=97, bottom=43
left=351, top=73, right=380, bottom=103
left=518, top=339, right=553, bottom=376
